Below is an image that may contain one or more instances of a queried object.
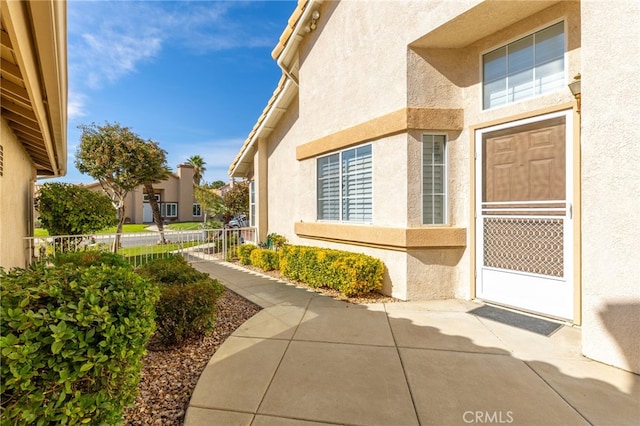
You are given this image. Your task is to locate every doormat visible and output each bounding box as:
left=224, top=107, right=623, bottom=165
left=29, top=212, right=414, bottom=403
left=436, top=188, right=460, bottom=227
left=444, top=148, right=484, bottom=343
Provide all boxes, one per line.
left=469, top=305, right=563, bottom=336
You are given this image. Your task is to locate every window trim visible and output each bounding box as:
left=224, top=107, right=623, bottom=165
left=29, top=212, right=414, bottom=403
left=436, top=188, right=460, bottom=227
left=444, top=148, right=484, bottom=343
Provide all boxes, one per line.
left=161, top=202, right=178, bottom=218
left=316, top=143, right=373, bottom=224
left=422, top=134, right=448, bottom=225
left=249, top=181, right=256, bottom=227
left=480, top=19, right=567, bottom=111
left=143, top=193, right=160, bottom=202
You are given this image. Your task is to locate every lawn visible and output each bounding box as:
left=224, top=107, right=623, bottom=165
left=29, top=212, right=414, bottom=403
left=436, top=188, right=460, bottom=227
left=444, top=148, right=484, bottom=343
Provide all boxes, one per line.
left=166, top=222, right=203, bottom=231
left=120, top=241, right=202, bottom=265
left=34, top=224, right=152, bottom=237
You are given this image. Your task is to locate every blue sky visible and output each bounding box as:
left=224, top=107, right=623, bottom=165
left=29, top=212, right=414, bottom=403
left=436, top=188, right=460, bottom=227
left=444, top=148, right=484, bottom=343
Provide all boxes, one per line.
left=56, top=0, right=297, bottom=185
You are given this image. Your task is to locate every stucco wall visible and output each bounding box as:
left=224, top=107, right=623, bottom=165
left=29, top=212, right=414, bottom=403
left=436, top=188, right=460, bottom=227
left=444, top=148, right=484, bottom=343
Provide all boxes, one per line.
left=580, top=0, right=640, bottom=374
left=0, top=119, right=35, bottom=269
left=262, top=1, right=586, bottom=302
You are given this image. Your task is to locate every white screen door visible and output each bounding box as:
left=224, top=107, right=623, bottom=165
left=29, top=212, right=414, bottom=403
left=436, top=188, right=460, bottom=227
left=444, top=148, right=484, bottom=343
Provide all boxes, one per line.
left=475, top=110, right=573, bottom=320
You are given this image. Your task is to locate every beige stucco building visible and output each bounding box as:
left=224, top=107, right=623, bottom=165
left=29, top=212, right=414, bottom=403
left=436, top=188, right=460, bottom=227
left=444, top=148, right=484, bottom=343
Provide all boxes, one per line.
left=1, top=0, right=67, bottom=269
left=85, top=164, right=204, bottom=224
left=229, top=0, right=639, bottom=374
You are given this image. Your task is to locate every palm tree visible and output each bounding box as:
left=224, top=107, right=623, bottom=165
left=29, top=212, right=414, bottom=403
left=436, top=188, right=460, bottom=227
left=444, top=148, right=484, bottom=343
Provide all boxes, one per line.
left=186, top=155, right=207, bottom=185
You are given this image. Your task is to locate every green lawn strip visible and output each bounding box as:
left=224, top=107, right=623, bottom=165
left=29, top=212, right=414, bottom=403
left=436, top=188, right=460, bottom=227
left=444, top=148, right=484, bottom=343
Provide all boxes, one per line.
left=97, top=224, right=151, bottom=234
left=166, top=222, right=203, bottom=231
left=34, top=224, right=152, bottom=237
left=120, top=241, right=201, bottom=257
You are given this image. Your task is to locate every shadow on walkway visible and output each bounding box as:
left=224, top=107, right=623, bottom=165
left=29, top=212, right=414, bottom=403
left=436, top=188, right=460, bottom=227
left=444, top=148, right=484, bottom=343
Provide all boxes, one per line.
left=184, top=260, right=639, bottom=426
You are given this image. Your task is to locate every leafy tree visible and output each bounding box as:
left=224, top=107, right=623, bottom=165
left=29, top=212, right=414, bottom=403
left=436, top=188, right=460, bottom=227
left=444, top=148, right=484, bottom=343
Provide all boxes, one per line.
left=194, top=183, right=225, bottom=224
left=76, top=122, right=169, bottom=251
left=222, top=180, right=249, bottom=223
left=186, top=155, right=206, bottom=185
left=35, top=183, right=118, bottom=236
left=210, top=180, right=225, bottom=189
left=139, top=140, right=171, bottom=244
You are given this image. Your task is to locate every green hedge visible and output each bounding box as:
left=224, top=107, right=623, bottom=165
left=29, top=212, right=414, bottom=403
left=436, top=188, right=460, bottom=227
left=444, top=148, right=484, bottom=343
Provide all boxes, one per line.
left=135, top=254, right=209, bottom=285
left=136, top=256, right=225, bottom=346
left=154, top=279, right=224, bottom=346
left=50, top=250, right=129, bottom=268
left=237, top=244, right=258, bottom=265
left=249, top=248, right=280, bottom=272
left=0, top=262, right=159, bottom=425
left=278, top=245, right=384, bottom=297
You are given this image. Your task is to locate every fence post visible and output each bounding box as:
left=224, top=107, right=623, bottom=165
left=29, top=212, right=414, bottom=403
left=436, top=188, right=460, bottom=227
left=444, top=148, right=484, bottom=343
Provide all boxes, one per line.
left=222, top=228, right=227, bottom=261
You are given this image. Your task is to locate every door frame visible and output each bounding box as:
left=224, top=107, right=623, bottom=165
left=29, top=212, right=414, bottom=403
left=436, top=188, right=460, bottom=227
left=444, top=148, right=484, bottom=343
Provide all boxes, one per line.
left=470, top=106, right=580, bottom=323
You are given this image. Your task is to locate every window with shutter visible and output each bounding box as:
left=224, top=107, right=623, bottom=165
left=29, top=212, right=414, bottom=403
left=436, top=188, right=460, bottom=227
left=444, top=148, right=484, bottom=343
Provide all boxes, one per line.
left=423, top=135, right=447, bottom=225
left=483, top=21, right=565, bottom=109
left=317, top=144, right=372, bottom=223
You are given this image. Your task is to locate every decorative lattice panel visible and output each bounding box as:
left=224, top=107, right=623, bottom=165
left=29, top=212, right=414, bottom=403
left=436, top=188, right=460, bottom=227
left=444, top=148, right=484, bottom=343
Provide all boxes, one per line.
left=483, top=217, right=564, bottom=277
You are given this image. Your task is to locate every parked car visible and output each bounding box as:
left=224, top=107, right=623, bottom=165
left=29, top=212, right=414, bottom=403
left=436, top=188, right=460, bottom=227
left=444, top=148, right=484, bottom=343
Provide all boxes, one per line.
left=228, top=215, right=248, bottom=228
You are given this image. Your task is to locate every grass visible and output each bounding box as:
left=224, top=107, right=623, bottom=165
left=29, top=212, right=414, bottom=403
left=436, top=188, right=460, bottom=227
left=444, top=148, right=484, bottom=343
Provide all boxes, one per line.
left=166, top=222, right=204, bottom=231
left=34, top=224, right=152, bottom=237
left=121, top=241, right=202, bottom=266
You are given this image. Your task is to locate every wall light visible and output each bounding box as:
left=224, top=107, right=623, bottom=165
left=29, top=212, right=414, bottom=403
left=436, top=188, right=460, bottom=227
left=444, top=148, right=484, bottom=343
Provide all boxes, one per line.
left=304, top=10, right=321, bottom=33
left=568, top=73, right=581, bottom=113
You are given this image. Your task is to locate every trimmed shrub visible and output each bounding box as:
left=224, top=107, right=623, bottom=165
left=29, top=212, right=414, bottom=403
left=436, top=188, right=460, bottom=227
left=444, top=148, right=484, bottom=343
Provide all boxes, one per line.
left=135, top=254, right=209, bottom=285
left=249, top=248, right=280, bottom=271
left=279, top=245, right=384, bottom=297
left=154, top=279, right=225, bottom=346
left=50, top=250, right=128, bottom=268
left=331, top=255, right=385, bottom=297
left=136, top=256, right=225, bottom=346
left=0, top=263, right=159, bottom=425
left=237, top=244, right=257, bottom=265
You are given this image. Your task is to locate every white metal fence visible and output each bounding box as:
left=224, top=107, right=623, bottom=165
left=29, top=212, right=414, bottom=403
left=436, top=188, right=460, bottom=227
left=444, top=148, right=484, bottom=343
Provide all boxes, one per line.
left=24, top=227, right=257, bottom=267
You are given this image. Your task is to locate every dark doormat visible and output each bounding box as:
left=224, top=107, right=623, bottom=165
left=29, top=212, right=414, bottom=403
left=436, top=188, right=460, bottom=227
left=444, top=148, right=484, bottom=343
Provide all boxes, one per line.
left=469, top=305, right=563, bottom=336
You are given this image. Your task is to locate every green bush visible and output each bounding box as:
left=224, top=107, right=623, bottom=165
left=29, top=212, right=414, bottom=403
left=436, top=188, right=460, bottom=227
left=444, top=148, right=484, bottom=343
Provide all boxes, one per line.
left=250, top=248, right=280, bottom=271
left=266, top=233, right=287, bottom=250
left=154, top=279, right=225, bottom=346
left=0, top=263, right=159, bottom=425
left=279, top=245, right=384, bottom=296
left=135, top=254, right=209, bottom=285
left=237, top=244, right=258, bottom=265
left=50, top=250, right=128, bottom=268
left=136, top=256, right=225, bottom=346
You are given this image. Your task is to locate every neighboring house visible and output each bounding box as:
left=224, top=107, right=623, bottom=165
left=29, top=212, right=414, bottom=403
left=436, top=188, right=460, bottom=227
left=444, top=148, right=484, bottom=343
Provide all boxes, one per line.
left=229, top=0, right=639, bottom=373
left=85, top=163, right=204, bottom=224
left=0, top=0, right=67, bottom=269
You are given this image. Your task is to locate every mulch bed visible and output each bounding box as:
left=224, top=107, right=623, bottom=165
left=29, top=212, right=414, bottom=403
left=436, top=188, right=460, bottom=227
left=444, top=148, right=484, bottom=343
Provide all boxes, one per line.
left=123, top=289, right=261, bottom=425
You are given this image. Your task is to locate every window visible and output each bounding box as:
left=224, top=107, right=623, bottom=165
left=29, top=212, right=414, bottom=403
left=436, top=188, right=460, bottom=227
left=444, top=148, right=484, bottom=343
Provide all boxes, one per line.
left=317, top=144, right=372, bottom=222
left=193, top=203, right=202, bottom=217
left=249, top=181, right=256, bottom=226
left=143, top=193, right=160, bottom=202
left=423, top=135, right=447, bottom=225
left=483, top=21, right=564, bottom=109
left=161, top=202, right=178, bottom=218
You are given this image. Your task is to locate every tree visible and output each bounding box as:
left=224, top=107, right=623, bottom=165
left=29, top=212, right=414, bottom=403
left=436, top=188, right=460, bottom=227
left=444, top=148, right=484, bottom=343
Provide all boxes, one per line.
left=222, top=180, right=249, bottom=223
left=186, top=155, right=206, bottom=185
left=35, top=183, right=117, bottom=251
left=140, top=140, right=172, bottom=244
left=76, top=122, right=168, bottom=251
left=194, top=183, right=225, bottom=225
left=210, top=180, right=225, bottom=189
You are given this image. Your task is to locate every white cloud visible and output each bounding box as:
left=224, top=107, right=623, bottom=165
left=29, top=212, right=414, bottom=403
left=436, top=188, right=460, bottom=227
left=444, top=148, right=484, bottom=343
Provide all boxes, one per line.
left=166, top=137, right=246, bottom=182
left=68, top=1, right=279, bottom=90
left=67, top=91, right=87, bottom=120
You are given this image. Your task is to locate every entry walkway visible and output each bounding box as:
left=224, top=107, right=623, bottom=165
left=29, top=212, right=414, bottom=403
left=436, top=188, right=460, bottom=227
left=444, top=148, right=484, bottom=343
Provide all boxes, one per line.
left=185, top=260, right=639, bottom=426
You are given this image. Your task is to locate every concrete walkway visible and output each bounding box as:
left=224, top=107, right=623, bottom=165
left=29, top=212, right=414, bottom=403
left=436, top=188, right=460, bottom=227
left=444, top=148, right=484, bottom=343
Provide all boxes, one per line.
left=185, top=260, right=639, bottom=426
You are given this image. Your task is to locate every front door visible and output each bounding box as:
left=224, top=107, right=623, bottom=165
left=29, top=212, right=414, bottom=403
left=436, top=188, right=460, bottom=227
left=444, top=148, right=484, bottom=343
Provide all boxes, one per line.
left=143, top=203, right=153, bottom=223
left=475, top=111, right=573, bottom=320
